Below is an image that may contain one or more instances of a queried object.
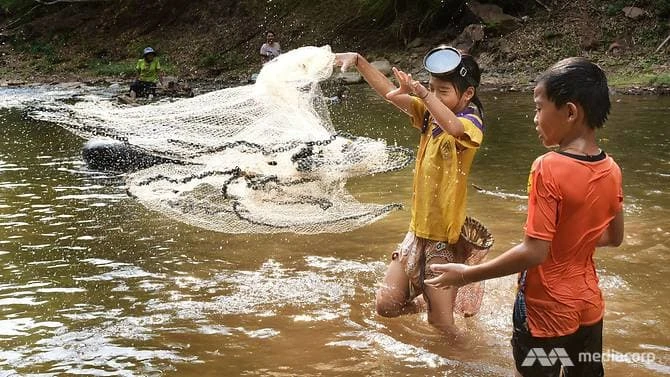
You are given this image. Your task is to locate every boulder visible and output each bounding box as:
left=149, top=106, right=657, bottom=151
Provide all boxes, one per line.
left=580, top=36, right=601, bottom=51
left=623, top=6, right=647, bottom=20
left=607, top=41, right=625, bottom=55
left=407, top=38, right=424, bottom=49
left=451, top=24, right=486, bottom=53
left=162, top=76, right=179, bottom=87
left=336, top=71, right=363, bottom=84
left=370, top=59, right=392, bottom=76
left=580, top=25, right=601, bottom=51
left=160, top=77, right=194, bottom=97
left=468, top=1, right=520, bottom=34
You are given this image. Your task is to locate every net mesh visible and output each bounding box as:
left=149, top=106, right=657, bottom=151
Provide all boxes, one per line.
left=31, top=45, right=414, bottom=234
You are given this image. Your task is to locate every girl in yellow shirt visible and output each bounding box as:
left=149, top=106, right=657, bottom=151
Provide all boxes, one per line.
left=334, top=47, right=493, bottom=338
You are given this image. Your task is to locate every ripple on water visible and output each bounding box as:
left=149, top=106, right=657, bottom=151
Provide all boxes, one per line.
left=598, top=272, right=630, bottom=292
left=0, top=318, right=62, bottom=337
left=55, top=193, right=127, bottom=201
left=328, top=328, right=510, bottom=375
left=148, top=259, right=353, bottom=321
left=305, top=255, right=382, bottom=274
left=0, top=297, right=48, bottom=307
left=0, top=302, right=195, bottom=375
left=75, top=264, right=163, bottom=282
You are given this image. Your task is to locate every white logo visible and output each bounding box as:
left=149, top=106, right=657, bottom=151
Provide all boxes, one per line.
left=522, top=348, right=575, bottom=367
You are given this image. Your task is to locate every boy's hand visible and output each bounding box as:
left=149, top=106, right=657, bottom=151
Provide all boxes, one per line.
left=334, top=52, right=358, bottom=72
left=424, top=263, right=470, bottom=289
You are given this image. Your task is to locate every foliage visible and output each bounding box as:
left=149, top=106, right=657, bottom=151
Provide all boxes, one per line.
left=0, top=0, right=33, bottom=13
left=350, top=0, right=467, bottom=43
left=88, top=55, right=176, bottom=77
left=651, top=0, right=670, bottom=17
left=476, top=0, right=539, bottom=14
left=648, top=73, right=670, bottom=85
left=11, top=38, right=62, bottom=65
left=609, top=72, right=670, bottom=87
left=198, top=51, right=245, bottom=71
left=358, top=0, right=460, bottom=27
left=88, top=59, right=136, bottom=77
left=605, top=53, right=670, bottom=87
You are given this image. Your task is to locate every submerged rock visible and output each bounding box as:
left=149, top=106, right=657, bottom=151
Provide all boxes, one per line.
left=82, top=139, right=176, bottom=172
left=370, top=60, right=392, bottom=76
left=336, top=71, right=363, bottom=84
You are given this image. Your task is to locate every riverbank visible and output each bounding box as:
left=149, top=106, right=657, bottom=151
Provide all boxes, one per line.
left=1, top=0, right=668, bottom=95
left=1, top=70, right=668, bottom=98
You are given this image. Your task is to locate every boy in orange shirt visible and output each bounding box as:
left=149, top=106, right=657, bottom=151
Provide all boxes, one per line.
left=426, top=57, right=624, bottom=376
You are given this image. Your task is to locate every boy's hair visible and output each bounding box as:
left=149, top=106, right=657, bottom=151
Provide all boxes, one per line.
left=537, top=57, right=610, bottom=129
left=432, top=54, right=484, bottom=117
left=266, top=30, right=275, bottom=36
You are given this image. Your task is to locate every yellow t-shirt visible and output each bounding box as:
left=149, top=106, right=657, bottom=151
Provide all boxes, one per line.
left=408, top=97, right=483, bottom=243
left=136, top=59, right=161, bottom=83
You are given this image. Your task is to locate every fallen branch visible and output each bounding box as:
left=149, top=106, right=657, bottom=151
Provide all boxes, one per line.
left=656, top=34, right=670, bottom=53
left=534, top=0, right=551, bottom=12
left=1, top=4, right=40, bottom=31
left=35, top=0, right=111, bottom=4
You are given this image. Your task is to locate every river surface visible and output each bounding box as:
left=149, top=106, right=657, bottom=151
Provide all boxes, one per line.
left=0, top=86, right=668, bottom=376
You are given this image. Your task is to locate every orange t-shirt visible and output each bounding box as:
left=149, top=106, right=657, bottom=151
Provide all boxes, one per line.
left=523, top=151, right=623, bottom=338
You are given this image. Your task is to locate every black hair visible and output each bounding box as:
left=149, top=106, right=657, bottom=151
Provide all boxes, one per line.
left=432, top=54, right=484, bottom=118
left=266, top=30, right=276, bottom=36
left=536, top=57, right=610, bottom=129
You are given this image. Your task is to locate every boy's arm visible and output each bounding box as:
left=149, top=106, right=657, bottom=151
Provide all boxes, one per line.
left=597, top=211, right=624, bottom=247
left=427, top=157, right=556, bottom=289
left=425, top=236, right=550, bottom=289
left=334, top=53, right=414, bottom=114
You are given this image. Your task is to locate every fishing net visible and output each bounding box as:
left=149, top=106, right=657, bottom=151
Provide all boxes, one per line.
left=31, top=45, right=414, bottom=234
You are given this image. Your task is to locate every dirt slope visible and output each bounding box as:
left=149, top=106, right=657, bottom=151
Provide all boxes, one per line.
left=0, top=0, right=668, bottom=90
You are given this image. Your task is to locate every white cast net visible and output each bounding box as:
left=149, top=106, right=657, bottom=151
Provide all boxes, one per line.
left=31, top=45, right=413, bottom=234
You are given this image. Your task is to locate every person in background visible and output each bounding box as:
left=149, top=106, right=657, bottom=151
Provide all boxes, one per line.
left=426, top=57, right=624, bottom=376
left=129, top=47, right=164, bottom=99
left=260, top=30, right=281, bottom=64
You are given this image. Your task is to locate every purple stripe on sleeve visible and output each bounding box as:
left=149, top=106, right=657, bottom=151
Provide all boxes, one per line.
left=461, top=114, right=484, bottom=131
left=431, top=124, right=443, bottom=137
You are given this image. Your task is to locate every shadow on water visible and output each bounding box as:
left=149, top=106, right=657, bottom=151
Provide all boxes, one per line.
left=0, top=87, right=668, bottom=376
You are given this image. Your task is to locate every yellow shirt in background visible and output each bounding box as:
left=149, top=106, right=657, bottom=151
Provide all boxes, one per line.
left=407, top=97, right=483, bottom=243
left=136, top=59, right=161, bottom=83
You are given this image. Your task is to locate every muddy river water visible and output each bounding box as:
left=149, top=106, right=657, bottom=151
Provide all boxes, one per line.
left=0, top=86, right=668, bottom=376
